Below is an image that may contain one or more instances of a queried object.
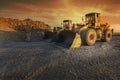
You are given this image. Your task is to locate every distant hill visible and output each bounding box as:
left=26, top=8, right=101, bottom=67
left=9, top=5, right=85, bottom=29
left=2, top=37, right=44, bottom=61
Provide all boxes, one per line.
left=0, top=17, right=52, bottom=32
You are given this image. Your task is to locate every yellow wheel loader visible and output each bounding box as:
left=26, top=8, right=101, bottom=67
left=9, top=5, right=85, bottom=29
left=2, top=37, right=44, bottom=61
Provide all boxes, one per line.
left=51, top=12, right=113, bottom=49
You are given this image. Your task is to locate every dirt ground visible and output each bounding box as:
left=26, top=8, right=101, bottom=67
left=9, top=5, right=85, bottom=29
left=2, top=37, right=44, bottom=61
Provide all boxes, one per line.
left=0, top=36, right=120, bottom=80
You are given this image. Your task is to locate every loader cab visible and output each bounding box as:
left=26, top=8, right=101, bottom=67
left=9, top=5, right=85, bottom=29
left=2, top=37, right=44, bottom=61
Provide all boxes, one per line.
left=63, top=20, right=72, bottom=30
left=85, top=12, right=100, bottom=27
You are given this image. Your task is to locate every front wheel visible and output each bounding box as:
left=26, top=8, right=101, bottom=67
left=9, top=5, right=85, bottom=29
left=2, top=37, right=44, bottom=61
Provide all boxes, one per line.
left=81, top=28, right=97, bottom=46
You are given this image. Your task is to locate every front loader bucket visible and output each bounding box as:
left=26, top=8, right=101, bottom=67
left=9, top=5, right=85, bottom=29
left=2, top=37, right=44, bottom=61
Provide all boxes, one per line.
left=52, top=30, right=81, bottom=49
left=43, top=31, right=55, bottom=39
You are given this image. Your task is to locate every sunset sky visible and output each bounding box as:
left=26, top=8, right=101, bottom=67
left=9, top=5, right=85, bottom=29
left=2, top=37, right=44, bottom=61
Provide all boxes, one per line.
left=0, top=0, right=120, bottom=32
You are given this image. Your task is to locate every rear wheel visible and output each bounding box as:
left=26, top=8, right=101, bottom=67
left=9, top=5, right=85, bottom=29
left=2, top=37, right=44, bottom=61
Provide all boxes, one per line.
left=81, top=28, right=97, bottom=46
left=101, top=29, right=112, bottom=42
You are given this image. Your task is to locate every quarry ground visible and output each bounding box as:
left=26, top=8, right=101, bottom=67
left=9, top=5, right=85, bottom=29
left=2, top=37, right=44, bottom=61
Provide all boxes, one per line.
left=0, top=36, right=120, bottom=80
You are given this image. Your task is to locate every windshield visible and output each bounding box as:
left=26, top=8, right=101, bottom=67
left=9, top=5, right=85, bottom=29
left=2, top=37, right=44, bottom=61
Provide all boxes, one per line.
left=63, top=22, right=69, bottom=27
left=85, top=16, right=95, bottom=23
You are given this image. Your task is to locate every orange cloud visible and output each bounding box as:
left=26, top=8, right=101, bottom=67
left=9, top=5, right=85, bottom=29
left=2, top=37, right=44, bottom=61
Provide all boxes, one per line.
left=0, top=0, right=120, bottom=32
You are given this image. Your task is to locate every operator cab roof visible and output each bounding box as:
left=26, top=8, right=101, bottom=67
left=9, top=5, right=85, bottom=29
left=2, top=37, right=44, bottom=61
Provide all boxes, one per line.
left=63, top=20, right=72, bottom=22
left=85, top=12, right=100, bottom=16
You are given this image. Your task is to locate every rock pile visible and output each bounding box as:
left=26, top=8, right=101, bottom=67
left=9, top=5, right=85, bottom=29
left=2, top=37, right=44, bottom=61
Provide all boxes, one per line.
left=0, top=17, right=52, bottom=42
left=0, top=17, right=52, bottom=32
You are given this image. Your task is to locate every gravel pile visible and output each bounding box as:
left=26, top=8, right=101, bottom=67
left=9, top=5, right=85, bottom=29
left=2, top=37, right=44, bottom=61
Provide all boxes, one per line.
left=0, top=36, right=120, bottom=80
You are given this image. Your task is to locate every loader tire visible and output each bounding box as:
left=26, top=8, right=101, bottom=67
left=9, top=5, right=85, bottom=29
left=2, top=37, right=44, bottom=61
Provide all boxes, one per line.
left=101, top=29, right=112, bottom=42
left=81, top=28, right=97, bottom=46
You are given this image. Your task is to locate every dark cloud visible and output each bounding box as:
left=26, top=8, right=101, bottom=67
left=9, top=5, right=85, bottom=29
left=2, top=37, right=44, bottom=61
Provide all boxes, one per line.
left=0, top=0, right=64, bottom=10
left=0, top=0, right=120, bottom=28
left=1, top=0, right=120, bottom=14
left=0, top=0, right=65, bottom=15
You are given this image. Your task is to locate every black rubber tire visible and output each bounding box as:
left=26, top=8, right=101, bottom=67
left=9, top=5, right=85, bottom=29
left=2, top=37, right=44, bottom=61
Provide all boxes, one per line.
left=81, top=28, right=97, bottom=46
left=101, top=29, right=112, bottom=42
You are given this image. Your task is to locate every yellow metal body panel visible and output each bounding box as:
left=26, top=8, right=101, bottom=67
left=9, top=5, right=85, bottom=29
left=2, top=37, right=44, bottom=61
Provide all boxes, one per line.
left=70, top=33, right=81, bottom=49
